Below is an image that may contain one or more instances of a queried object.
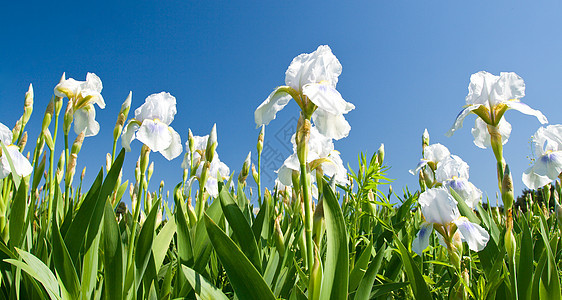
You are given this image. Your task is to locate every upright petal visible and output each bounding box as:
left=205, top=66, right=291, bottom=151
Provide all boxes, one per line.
left=311, top=109, right=351, bottom=140
left=493, top=72, right=525, bottom=103
left=465, top=71, right=498, bottom=106
left=454, top=217, right=490, bottom=252
left=285, top=45, right=342, bottom=91
left=159, top=127, right=183, bottom=160
left=423, top=143, right=450, bottom=162
left=136, top=119, right=172, bottom=152
left=82, top=72, right=105, bottom=108
left=254, top=88, right=292, bottom=127
left=412, top=223, right=433, bottom=256
left=134, top=92, right=177, bottom=125
left=435, top=155, right=470, bottom=183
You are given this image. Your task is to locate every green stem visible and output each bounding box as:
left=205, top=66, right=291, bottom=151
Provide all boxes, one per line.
left=257, top=152, right=262, bottom=207
left=126, top=166, right=146, bottom=271
left=300, top=163, right=314, bottom=271
left=47, top=109, right=60, bottom=230
left=64, top=132, right=70, bottom=209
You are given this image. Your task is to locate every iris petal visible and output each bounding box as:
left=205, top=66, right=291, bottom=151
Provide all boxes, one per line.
left=454, top=217, right=490, bottom=252
left=412, top=222, right=433, bottom=256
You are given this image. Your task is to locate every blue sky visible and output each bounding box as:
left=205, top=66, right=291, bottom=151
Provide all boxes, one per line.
left=2, top=1, right=562, bottom=205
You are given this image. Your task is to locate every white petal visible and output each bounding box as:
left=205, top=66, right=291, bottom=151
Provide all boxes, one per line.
left=254, top=87, right=292, bottom=127
left=276, top=163, right=294, bottom=187
left=465, top=71, right=498, bottom=106
left=435, top=155, right=470, bottom=183
left=2, top=145, right=32, bottom=177
left=159, top=127, right=182, bottom=160
left=504, top=101, right=548, bottom=124
left=412, top=223, right=433, bottom=256
left=454, top=217, right=490, bottom=252
left=308, top=126, right=334, bottom=158
left=285, top=45, right=342, bottom=91
left=54, top=78, right=81, bottom=99
left=493, top=72, right=525, bottom=103
left=303, top=82, right=351, bottom=115
left=121, top=121, right=139, bottom=152
left=423, top=143, right=450, bottom=162
left=74, top=105, right=100, bottom=137
left=409, top=159, right=429, bottom=175
left=81, top=73, right=105, bottom=108
left=311, top=109, right=351, bottom=140
left=322, top=151, right=349, bottom=186
left=531, top=125, right=562, bottom=156
left=136, top=119, right=172, bottom=152
left=445, top=178, right=482, bottom=209
left=134, top=92, right=177, bottom=125
left=445, top=104, right=480, bottom=137
left=418, top=187, right=460, bottom=224
left=522, top=151, right=562, bottom=189
left=205, top=177, right=219, bottom=198
left=0, top=123, right=13, bottom=145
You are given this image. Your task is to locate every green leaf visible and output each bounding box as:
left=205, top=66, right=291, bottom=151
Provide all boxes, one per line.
left=6, top=248, right=61, bottom=300
left=192, top=197, right=223, bottom=273
left=354, top=244, right=386, bottom=300
left=9, top=180, right=28, bottom=249
left=394, top=238, right=432, bottom=300
left=103, top=199, right=123, bottom=300
left=204, top=213, right=275, bottom=300
left=134, top=199, right=161, bottom=293
left=51, top=218, right=81, bottom=300
left=319, top=180, right=349, bottom=300
left=517, top=215, right=533, bottom=300
left=219, top=186, right=261, bottom=271
left=349, top=241, right=372, bottom=293
left=153, top=218, right=176, bottom=273
left=32, top=153, right=46, bottom=193
left=370, top=282, right=410, bottom=298
left=181, top=265, right=229, bottom=300
left=449, top=188, right=480, bottom=224
left=174, top=183, right=194, bottom=267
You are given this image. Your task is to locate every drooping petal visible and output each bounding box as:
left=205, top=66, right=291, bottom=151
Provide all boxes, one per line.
left=74, top=105, right=100, bottom=137
left=504, top=100, right=548, bottom=124
left=254, top=87, right=292, bottom=127
left=159, top=127, right=182, bottom=160
left=0, top=123, right=13, bottom=145
left=322, top=151, right=350, bottom=186
left=311, top=109, right=351, bottom=140
left=205, top=177, right=219, bottom=198
left=134, top=92, right=177, bottom=125
left=302, top=82, right=352, bottom=116
left=445, top=178, right=482, bottom=209
left=435, top=155, right=470, bottom=183
left=121, top=121, right=139, bottom=152
left=409, top=159, right=429, bottom=175
left=418, top=187, right=460, bottom=224
left=136, top=119, right=172, bottom=152
left=412, top=222, right=433, bottom=256
left=522, top=151, right=562, bottom=189
left=471, top=117, right=511, bottom=149
left=445, top=104, right=480, bottom=137
left=308, top=126, right=335, bottom=158
left=454, top=217, right=490, bottom=252
left=0, top=145, right=32, bottom=179
left=285, top=45, right=342, bottom=91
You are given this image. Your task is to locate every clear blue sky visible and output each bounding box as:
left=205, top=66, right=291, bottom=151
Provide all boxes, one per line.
left=2, top=1, right=562, bottom=205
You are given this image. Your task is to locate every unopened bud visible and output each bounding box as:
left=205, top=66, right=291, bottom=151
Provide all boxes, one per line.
left=42, top=98, right=55, bottom=132
left=295, top=116, right=311, bottom=164
left=147, top=162, right=154, bottom=182
left=312, top=199, right=324, bottom=245
left=205, top=124, right=217, bottom=162
left=56, top=151, right=65, bottom=184
left=71, top=132, right=85, bottom=155
left=66, top=153, right=78, bottom=186
left=555, top=201, right=562, bottom=226
left=106, top=153, right=112, bottom=171
left=187, top=128, right=194, bottom=153
left=81, top=167, right=86, bottom=181
left=121, top=91, right=132, bottom=116
left=376, top=143, right=385, bottom=166
left=18, top=132, right=27, bottom=152
left=12, top=118, right=22, bottom=144
left=238, top=152, right=251, bottom=184
left=504, top=229, right=516, bottom=262
left=274, top=217, right=285, bottom=257
left=501, top=165, right=514, bottom=210
left=542, top=184, right=551, bottom=205
left=422, top=128, right=430, bottom=149
left=251, top=163, right=259, bottom=185
left=63, top=99, right=74, bottom=135
left=22, top=84, right=34, bottom=125
left=257, top=125, right=264, bottom=155
left=43, top=129, right=54, bottom=150
left=140, top=144, right=150, bottom=174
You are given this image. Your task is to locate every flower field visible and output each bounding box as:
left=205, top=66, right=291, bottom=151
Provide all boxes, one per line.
left=0, top=45, right=561, bottom=299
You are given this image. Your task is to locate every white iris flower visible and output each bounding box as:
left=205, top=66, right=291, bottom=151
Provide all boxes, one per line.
left=522, top=125, right=562, bottom=190
left=54, top=73, right=105, bottom=137
left=409, top=143, right=450, bottom=176
left=446, top=71, right=547, bottom=140
left=121, top=92, right=182, bottom=160
left=412, top=188, right=489, bottom=255
left=255, top=45, right=355, bottom=140
left=435, top=155, right=482, bottom=209
left=0, top=123, right=32, bottom=179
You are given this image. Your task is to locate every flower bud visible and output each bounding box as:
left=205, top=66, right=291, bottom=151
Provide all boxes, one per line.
left=542, top=184, right=551, bottom=205
left=63, top=99, right=74, bottom=135
left=66, top=153, right=78, bottom=187
left=274, top=217, right=285, bottom=257
left=22, top=84, right=34, bottom=125
left=257, top=125, right=264, bottom=155
left=12, top=118, right=22, bottom=144
left=71, top=132, right=85, bottom=155
left=140, top=144, right=150, bottom=174
left=106, top=153, right=112, bottom=171
left=56, top=151, right=65, bottom=184
left=43, top=129, right=54, bottom=151
left=504, top=229, right=516, bottom=262
left=147, top=161, right=155, bottom=182
left=555, top=201, right=562, bottom=227
left=18, top=132, right=27, bottom=152
left=308, top=247, right=323, bottom=300
left=81, top=166, right=86, bottom=181
left=501, top=165, right=514, bottom=210
left=42, top=98, right=55, bottom=132
left=205, top=124, right=217, bottom=162
left=251, top=163, right=259, bottom=185
left=121, top=91, right=132, bottom=117
left=312, top=199, right=324, bottom=246
left=376, top=143, right=385, bottom=166
left=238, top=152, right=251, bottom=184
left=295, top=116, right=311, bottom=164
left=422, top=128, right=430, bottom=150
